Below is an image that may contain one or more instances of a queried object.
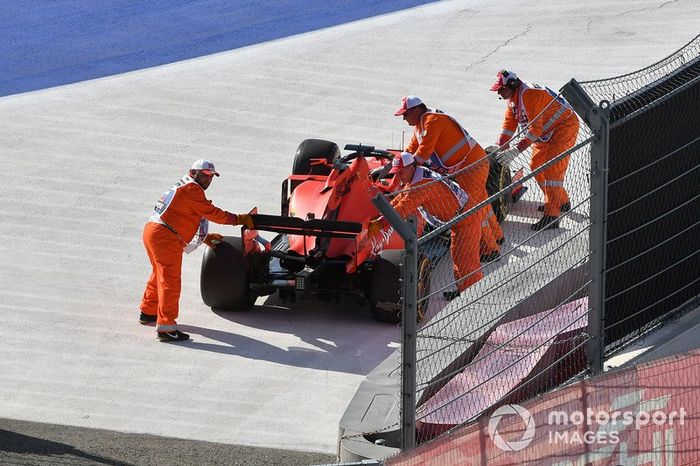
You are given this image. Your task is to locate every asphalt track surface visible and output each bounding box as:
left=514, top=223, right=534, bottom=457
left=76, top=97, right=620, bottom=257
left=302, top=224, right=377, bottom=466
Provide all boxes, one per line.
left=0, top=418, right=334, bottom=465
left=0, top=0, right=439, bottom=97
left=0, top=0, right=698, bottom=465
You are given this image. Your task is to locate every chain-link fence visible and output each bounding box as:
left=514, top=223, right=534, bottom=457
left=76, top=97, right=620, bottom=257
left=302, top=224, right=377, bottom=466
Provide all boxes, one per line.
left=407, top=104, right=592, bottom=447
left=578, top=34, right=700, bottom=356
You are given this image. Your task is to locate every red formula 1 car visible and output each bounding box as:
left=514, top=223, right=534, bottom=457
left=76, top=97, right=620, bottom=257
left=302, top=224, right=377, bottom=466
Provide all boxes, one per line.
left=199, top=139, right=520, bottom=322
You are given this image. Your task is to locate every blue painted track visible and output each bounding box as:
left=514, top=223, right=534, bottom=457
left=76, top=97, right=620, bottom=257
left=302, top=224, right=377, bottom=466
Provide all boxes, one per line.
left=0, top=0, right=438, bottom=97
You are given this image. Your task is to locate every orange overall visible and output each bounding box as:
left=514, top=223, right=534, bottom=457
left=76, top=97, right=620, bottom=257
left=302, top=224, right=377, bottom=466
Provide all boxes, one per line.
left=407, top=111, right=504, bottom=256
left=499, top=83, right=580, bottom=217
left=391, top=167, right=483, bottom=292
left=406, top=111, right=503, bottom=255
left=140, top=176, right=238, bottom=332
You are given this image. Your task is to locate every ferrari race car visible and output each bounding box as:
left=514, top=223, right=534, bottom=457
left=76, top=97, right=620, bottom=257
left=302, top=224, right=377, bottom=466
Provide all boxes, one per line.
left=199, top=139, right=521, bottom=323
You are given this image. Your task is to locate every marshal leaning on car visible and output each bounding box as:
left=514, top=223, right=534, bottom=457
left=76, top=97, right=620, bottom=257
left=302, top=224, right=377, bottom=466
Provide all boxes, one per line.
left=139, top=159, right=253, bottom=342
left=394, top=95, right=505, bottom=263
left=369, top=152, right=482, bottom=301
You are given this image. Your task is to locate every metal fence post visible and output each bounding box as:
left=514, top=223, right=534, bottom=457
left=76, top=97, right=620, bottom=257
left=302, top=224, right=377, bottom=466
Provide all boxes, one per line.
left=562, top=79, right=609, bottom=375
left=587, top=101, right=610, bottom=375
left=561, top=79, right=595, bottom=127
left=372, top=194, right=417, bottom=451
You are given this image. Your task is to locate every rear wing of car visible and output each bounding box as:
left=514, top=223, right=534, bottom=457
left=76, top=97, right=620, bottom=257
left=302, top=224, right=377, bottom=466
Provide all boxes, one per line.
left=250, top=214, right=362, bottom=239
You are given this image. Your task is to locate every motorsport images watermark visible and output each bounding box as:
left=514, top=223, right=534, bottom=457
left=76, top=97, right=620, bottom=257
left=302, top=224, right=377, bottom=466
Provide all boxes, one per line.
left=488, top=403, right=687, bottom=451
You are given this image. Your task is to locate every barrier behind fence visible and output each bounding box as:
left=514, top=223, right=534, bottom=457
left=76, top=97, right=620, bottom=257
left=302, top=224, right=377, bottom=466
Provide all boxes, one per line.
left=579, top=34, right=700, bottom=355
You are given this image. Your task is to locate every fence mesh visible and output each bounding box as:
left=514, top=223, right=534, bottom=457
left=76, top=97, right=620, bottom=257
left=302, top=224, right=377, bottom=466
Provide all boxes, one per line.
left=579, top=33, right=700, bottom=355
left=578, top=34, right=700, bottom=119
left=375, top=34, right=700, bottom=462
left=367, top=86, right=595, bottom=446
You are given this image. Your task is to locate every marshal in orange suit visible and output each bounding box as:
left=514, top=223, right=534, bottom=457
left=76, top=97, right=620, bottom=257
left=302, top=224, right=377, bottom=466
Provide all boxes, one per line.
left=490, top=70, right=579, bottom=231
left=140, top=159, right=253, bottom=342
left=395, top=95, right=504, bottom=262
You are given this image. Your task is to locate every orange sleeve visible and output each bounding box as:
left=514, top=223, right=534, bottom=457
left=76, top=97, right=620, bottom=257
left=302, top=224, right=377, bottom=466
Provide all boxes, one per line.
left=501, top=105, right=518, bottom=141
left=405, top=132, right=419, bottom=154
left=183, top=184, right=237, bottom=225
left=521, top=89, right=549, bottom=142
left=390, top=186, right=429, bottom=219
left=412, top=114, right=444, bottom=161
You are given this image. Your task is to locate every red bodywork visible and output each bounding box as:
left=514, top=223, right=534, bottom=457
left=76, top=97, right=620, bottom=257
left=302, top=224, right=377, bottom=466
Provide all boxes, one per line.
left=283, top=153, right=413, bottom=273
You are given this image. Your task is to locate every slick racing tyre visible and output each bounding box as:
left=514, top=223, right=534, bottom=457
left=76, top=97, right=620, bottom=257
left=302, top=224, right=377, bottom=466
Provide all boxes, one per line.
left=487, top=160, right=513, bottom=223
left=369, top=251, right=431, bottom=324
left=292, top=139, right=341, bottom=176
left=369, top=250, right=402, bottom=323
left=200, top=236, right=255, bottom=311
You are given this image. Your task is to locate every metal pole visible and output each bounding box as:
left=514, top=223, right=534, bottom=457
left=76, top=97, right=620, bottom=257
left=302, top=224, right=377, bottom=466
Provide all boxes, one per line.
left=372, top=193, right=417, bottom=451
left=587, top=101, right=610, bottom=375
left=561, top=79, right=596, bottom=128
left=561, top=78, right=609, bottom=375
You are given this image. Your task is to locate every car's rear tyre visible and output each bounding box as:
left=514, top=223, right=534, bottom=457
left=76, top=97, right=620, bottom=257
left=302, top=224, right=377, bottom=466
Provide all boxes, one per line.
left=368, top=251, right=431, bottom=324
left=292, top=139, right=341, bottom=176
left=200, top=236, right=255, bottom=311
left=369, top=250, right=402, bottom=323
left=487, top=160, right=513, bottom=223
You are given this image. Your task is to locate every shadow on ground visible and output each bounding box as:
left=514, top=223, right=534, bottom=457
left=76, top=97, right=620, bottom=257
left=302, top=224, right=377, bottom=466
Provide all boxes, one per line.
left=179, top=293, right=400, bottom=375
left=0, top=418, right=335, bottom=466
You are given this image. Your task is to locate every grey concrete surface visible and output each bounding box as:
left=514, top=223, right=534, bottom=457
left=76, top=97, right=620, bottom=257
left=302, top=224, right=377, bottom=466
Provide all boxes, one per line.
left=0, top=0, right=697, bottom=459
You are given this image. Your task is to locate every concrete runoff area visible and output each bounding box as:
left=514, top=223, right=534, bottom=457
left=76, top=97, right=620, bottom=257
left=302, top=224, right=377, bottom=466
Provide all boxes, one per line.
left=0, top=0, right=698, bottom=463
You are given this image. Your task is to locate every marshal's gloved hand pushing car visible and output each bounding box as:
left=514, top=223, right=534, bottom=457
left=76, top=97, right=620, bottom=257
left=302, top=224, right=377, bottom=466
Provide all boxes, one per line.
left=368, top=218, right=387, bottom=236
left=204, top=213, right=254, bottom=249
left=235, top=213, right=254, bottom=229
left=485, top=144, right=520, bottom=165
left=203, top=233, right=224, bottom=248
left=495, top=147, right=521, bottom=165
